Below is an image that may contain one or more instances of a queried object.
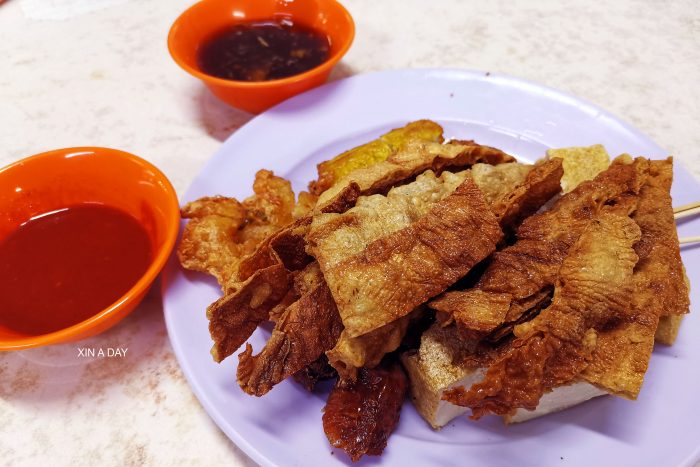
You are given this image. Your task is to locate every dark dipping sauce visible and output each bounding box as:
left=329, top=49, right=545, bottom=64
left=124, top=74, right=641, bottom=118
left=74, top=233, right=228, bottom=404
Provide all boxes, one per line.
left=0, top=204, right=152, bottom=335
left=198, top=20, right=331, bottom=82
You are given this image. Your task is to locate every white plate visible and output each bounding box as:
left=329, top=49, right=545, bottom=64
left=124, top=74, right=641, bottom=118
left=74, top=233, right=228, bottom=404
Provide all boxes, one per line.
left=162, top=69, right=700, bottom=467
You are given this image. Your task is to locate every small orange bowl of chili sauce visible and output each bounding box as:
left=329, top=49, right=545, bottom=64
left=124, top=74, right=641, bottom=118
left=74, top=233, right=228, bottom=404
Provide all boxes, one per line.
left=168, top=0, right=355, bottom=114
left=0, top=148, right=179, bottom=350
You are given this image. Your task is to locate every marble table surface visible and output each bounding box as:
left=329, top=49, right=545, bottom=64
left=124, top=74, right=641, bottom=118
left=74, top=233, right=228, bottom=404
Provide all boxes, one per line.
left=1, top=0, right=699, bottom=465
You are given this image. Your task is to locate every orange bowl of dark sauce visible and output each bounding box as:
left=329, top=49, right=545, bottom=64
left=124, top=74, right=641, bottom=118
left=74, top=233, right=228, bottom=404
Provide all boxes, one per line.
left=0, top=148, right=180, bottom=350
left=168, top=0, right=355, bottom=113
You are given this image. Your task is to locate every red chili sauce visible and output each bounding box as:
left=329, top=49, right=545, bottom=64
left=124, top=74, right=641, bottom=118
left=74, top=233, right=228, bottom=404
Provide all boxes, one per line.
left=0, top=204, right=152, bottom=335
left=198, top=19, right=331, bottom=82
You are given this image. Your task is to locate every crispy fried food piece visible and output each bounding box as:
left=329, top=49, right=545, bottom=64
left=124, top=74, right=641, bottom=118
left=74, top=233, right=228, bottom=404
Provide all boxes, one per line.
left=430, top=158, right=648, bottom=339
left=629, top=159, right=689, bottom=318
left=317, top=175, right=503, bottom=338
left=444, top=209, right=641, bottom=418
left=323, top=363, right=408, bottom=462
left=310, top=170, right=472, bottom=266
left=293, top=191, right=318, bottom=218
left=292, top=354, right=337, bottom=391
left=580, top=159, right=689, bottom=398
left=237, top=181, right=362, bottom=283
left=207, top=263, right=292, bottom=363
left=309, top=120, right=444, bottom=195
left=178, top=170, right=298, bottom=292
left=181, top=195, right=247, bottom=220
left=237, top=263, right=344, bottom=396
left=471, top=162, right=532, bottom=205
left=484, top=289, right=553, bottom=342
left=237, top=216, right=313, bottom=281
left=320, top=161, right=547, bottom=380
left=327, top=309, right=420, bottom=381
left=178, top=197, right=247, bottom=287
left=431, top=291, right=511, bottom=340
left=242, top=170, right=295, bottom=227
left=547, top=144, right=610, bottom=193
left=316, top=140, right=515, bottom=211
left=655, top=315, right=684, bottom=345
left=311, top=169, right=475, bottom=378
left=491, top=158, right=564, bottom=234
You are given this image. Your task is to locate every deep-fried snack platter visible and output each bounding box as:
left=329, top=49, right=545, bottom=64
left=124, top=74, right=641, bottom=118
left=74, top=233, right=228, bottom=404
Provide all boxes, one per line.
left=177, top=120, right=690, bottom=461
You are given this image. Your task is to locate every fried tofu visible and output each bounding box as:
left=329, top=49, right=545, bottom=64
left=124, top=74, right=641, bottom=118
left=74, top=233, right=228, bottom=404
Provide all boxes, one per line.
left=655, top=315, right=685, bottom=345
left=401, top=324, right=607, bottom=428
left=547, top=144, right=610, bottom=193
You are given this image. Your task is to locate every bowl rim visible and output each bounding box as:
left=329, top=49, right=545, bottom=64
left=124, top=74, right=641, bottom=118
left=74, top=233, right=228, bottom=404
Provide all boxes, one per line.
left=167, top=0, right=355, bottom=89
left=0, top=147, right=180, bottom=350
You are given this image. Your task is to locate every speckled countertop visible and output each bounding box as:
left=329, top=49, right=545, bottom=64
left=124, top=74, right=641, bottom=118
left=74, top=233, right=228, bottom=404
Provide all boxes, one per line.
left=1, top=0, right=699, bottom=465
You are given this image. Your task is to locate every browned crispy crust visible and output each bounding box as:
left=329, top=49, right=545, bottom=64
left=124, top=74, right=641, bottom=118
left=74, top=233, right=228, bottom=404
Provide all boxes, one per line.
left=631, top=158, right=689, bottom=317
left=292, top=354, right=337, bottom=391
left=318, top=182, right=362, bottom=214
left=207, top=263, right=292, bottom=363
left=241, top=169, right=296, bottom=230
left=178, top=170, right=297, bottom=292
left=430, top=159, right=649, bottom=340
left=431, top=290, right=511, bottom=340
left=237, top=216, right=313, bottom=281
left=581, top=158, right=689, bottom=398
left=178, top=196, right=247, bottom=288
left=209, top=183, right=364, bottom=372
left=237, top=181, right=363, bottom=282
left=492, top=158, right=563, bottom=234
left=327, top=309, right=420, bottom=381
left=444, top=208, right=641, bottom=417
left=237, top=271, right=344, bottom=396
left=322, top=363, right=408, bottom=462
left=328, top=176, right=503, bottom=338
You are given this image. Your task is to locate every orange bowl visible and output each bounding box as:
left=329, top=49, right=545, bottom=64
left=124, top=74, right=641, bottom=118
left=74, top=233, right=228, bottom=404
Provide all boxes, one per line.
left=0, top=148, right=180, bottom=350
left=168, top=0, right=355, bottom=114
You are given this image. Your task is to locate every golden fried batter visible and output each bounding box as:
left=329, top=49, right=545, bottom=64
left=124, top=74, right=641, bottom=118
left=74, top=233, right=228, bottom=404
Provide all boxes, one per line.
left=310, top=169, right=472, bottom=270
left=309, top=120, right=444, bottom=195
left=547, top=144, right=610, bottom=193
left=471, top=162, right=532, bottom=205
left=178, top=197, right=246, bottom=288
left=178, top=170, right=299, bottom=292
